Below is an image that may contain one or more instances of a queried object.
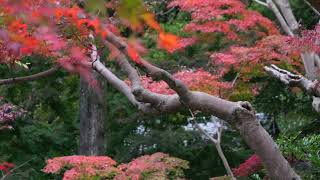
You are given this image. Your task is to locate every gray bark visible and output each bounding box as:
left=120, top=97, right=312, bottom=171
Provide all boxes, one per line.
left=79, top=74, right=106, bottom=156
left=273, top=0, right=299, bottom=32
left=265, top=64, right=320, bottom=113
left=92, top=53, right=301, bottom=179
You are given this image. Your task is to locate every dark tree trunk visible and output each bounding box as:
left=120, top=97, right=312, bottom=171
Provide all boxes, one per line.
left=79, top=74, right=106, bottom=156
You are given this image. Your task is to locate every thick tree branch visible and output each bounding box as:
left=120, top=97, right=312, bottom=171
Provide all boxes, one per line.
left=92, top=60, right=139, bottom=106
left=265, top=64, right=320, bottom=97
left=102, top=29, right=300, bottom=179
left=273, top=0, right=299, bottom=32
left=0, top=66, right=59, bottom=86
left=266, top=0, right=294, bottom=36
left=92, top=57, right=182, bottom=114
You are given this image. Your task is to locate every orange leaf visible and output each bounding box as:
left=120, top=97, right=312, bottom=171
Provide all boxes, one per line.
left=127, top=45, right=142, bottom=64
left=66, top=6, right=80, bottom=19
left=100, top=30, right=108, bottom=39
left=77, top=19, right=89, bottom=28
left=158, top=32, right=179, bottom=53
left=55, top=8, right=65, bottom=20
left=88, top=19, right=100, bottom=33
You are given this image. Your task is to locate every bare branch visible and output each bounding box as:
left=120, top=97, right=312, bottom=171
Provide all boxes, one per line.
left=264, top=64, right=320, bottom=97
left=253, top=0, right=268, bottom=7
left=92, top=60, right=139, bottom=106
left=92, top=57, right=182, bottom=114
left=266, top=0, right=294, bottom=36
left=188, top=111, right=235, bottom=179
left=0, top=66, right=59, bottom=86
left=273, top=0, right=299, bottom=32
left=265, top=64, right=320, bottom=113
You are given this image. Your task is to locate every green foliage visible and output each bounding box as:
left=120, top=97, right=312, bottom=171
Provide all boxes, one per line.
left=290, top=0, right=319, bottom=28
left=117, top=0, right=146, bottom=28
left=278, top=134, right=320, bottom=166
left=277, top=134, right=320, bottom=179
left=0, top=57, right=79, bottom=179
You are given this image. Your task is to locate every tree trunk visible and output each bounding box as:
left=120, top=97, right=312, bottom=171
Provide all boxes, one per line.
left=234, top=109, right=300, bottom=179
left=79, top=74, right=106, bottom=156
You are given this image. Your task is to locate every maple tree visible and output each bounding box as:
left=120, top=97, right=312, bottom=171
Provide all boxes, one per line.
left=0, top=0, right=319, bottom=179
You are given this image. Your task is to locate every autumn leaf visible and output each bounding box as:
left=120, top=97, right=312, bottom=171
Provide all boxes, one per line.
left=158, top=32, right=179, bottom=53
left=55, top=8, right=65, bottom=20
left=127, top=45, right=142, bottom=64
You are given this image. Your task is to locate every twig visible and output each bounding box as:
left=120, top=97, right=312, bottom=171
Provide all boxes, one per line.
left=303, top=0, right=320, bottom=16
left=188, top=109, right=236, bottom=180
left=253, top=0, right=268, bottom=7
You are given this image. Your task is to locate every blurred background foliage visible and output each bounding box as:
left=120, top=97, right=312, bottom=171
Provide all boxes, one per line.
left=0, top=0, right=319, bottom=179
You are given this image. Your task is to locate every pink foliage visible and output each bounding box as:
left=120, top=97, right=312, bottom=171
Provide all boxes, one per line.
left=129, top=69, right=231, bottom=95
left=169, top=0, right=279, bottom=41
left=0, top=1, right=106, bottom=88
left=0, top=162, right=15, bottom=174
left=211, top=35, right=303, bottom=76
left=232, top=154, right=263, bottom=177
left=43, top=156, right=117, bottom=180
left=35, top=27, right=67, bottom=54
left=115, top=152, right=188, bottom=180
left=43, top=153, right=188, bottom=180
left=57, top=47, right=101, bottom=92
left=288, top=25, right=320, bottom=53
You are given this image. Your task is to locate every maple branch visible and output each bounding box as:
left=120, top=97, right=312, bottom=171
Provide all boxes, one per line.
left=101, top=38, right=185, bottom=114
left=265, top=64, right=320, bottom=112
left=89, top=34, right=149, bottom=111
left=92, top=60, right=139, bottom=106
left=103, top=30, right=301, bottom=179
left=89, top=40, right=172, bottom=114
left=92, top=55, right=182, bottom=114
left=0, top=66, right=59, bottom=86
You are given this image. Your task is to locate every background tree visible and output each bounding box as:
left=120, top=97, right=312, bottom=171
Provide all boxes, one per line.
left=0, top=0, right=319, bottom=179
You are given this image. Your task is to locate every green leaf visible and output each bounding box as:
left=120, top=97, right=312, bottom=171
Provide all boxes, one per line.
left=117, top=0, right=146, bottom=28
